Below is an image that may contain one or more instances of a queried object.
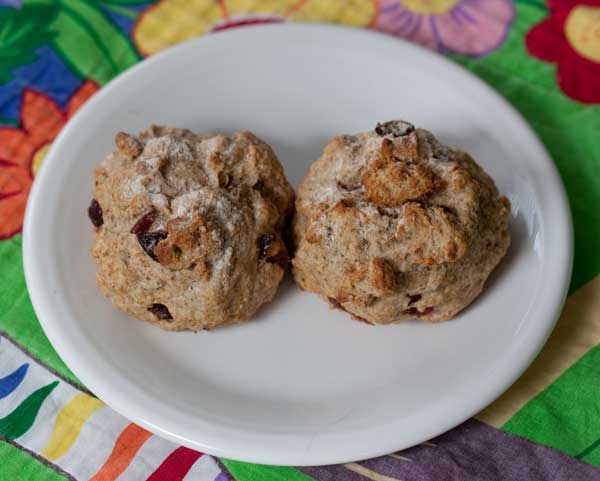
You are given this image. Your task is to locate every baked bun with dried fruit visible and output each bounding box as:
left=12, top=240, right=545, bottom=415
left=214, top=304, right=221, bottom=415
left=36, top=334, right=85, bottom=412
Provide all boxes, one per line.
left=90, top=126, right=294, bottom=331
left=292, top=120, right=510, bottom=324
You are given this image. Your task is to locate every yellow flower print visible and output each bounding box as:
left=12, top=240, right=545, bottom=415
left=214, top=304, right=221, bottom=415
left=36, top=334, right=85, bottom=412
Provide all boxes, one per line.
left=564, top=5, right=600, bottom=64
left=134, top=0, right=223, bottom=56
left=134, top=0, right=376, bottom=56
left=286, top=0, right=376, bottom=26
left=226, top=0, right=297, bottom=17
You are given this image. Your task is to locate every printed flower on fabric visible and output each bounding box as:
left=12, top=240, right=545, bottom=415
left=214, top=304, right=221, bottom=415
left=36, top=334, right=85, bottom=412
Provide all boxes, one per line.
left=526, top=0, right=600, bottom=104
left=374, top=0, right=515, bottom=56
left=0, top=81, right=98, bottom=239
left=134, top=0, right=376, bottom=55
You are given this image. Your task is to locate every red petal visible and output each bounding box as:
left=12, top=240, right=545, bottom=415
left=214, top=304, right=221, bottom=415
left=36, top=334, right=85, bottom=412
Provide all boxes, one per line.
left=21, top=89, right=65, bottom=145
left=526, top=18, right=565, bottom=62
left=557, top=53, right=600, bottom=104
left=66, top=80, right=100, bottom=119
left=548, top=0, right=577, bottom=12
left=0, top=163, right=31, bottom=239
left=0, top=128, right=37, bottom=169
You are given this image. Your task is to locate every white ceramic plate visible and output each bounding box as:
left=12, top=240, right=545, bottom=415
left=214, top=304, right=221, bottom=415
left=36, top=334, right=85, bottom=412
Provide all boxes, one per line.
left=23, top=24, right=572, bottom=466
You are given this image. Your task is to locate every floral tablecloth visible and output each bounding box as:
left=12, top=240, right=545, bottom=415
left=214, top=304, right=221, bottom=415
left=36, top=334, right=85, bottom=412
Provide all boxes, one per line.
left=1, top=1, right=600, bottom=480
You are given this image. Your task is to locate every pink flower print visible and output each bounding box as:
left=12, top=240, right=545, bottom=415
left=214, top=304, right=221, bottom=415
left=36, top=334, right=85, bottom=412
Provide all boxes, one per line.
left=375, top=0, right=515, bottom=57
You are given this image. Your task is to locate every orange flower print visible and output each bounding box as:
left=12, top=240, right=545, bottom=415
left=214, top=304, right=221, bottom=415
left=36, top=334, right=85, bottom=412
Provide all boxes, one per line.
left=0, top=81, right=99, bottom=239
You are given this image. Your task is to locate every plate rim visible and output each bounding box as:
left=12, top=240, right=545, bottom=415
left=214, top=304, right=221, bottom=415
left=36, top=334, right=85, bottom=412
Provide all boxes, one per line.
left=23, top=23, right=573, bottom=466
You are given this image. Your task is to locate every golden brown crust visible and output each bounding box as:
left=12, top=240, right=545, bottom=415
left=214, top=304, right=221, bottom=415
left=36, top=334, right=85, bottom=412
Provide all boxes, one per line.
left=361, top=136, right=436, bottom=207
left=91, top=126, right=294, bottom=331
left=153, top=215, right=219, bottom=270
left=292, top=120, right=510, bottom=325
left=396, top=203, right=467, bottom=265
left=362, top=161, right=436, bottom=207
left=337, top=263, right=368, bottom=304
left=368, top=257, right=396, bottom=294
left=115, top=131, right=143, bottom=158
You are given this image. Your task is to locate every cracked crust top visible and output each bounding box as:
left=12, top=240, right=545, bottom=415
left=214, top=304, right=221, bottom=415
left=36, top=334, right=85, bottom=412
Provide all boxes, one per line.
left=292, top=120, right=510, bottom=324
left=91, top=126, right=294, bottom=330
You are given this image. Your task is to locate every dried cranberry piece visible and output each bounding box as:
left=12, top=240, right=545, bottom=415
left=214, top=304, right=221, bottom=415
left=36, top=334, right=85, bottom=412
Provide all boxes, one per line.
left=258, top=234, right=274, bottom=259
left=328, top=298, right=373, bottom=324
left=403, top=306, right=435, bottom=317
left=328, top=297, right=344, bottom=310
left=88, top=199, right=103, bottom=227
left=130, top=210, right=157, bottom=234
left=258, top=234, right=289, bottom=268
left=352, top=314, right=374, bottom=325
left=375, top=120, right=415, bottom=138
left=266, top=248, right=289, bottom=268
left=137, top=231, right=168, bottom=261
left=408, top=294, right=422, bottom=305
left=148, top=303, right=172, bottom=320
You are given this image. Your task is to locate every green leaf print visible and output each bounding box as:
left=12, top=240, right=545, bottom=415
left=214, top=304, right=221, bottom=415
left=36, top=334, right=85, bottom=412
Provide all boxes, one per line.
left=0, top=381, right=58, bottom=440
left=0, top=5, right=57, bottom=84
left=24, top=0, right=141, bottom=86
left=92, top=1, right=144, bottom=20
